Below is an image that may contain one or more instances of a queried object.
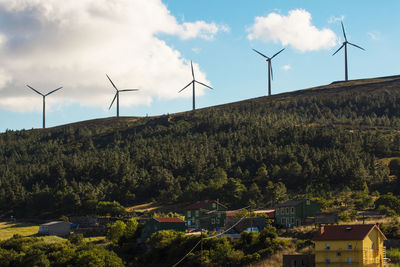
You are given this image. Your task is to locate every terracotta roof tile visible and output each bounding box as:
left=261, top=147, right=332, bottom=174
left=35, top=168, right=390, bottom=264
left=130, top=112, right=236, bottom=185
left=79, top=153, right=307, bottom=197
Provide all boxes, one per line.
left=154, top=217, right=184, bottom=223
left=313, top=224, right=386, bottom=241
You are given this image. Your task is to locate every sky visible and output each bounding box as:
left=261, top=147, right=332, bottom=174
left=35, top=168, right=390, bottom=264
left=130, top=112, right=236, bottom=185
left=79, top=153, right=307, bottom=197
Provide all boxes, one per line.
left=0, top=0, right=399, bottom=132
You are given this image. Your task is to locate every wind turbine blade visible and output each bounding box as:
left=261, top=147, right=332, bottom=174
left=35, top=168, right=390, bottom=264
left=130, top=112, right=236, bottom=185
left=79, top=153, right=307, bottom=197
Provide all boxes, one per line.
left=271, top=48, right=285, bottom=59
left=26, top=85, right=44, bottom=96
left=348, top=42, right=365, bottom=51
left=45, top=87, right=62, bottom=96
left=106, top=74, right=118, bottom=91
left=119, top=89, right=139, bottom=92
left=252, top=49, right=269, bottom=59
left=341, top=21, right=347, bottom=42
left=332, top=43, right=345, bottom=56
left=195, top=81, right=213, bottom=90
left=109, top=93, right=117, bottom=110
left=191, top=61, right=195, bottom=79
left=178, top=81, right=193, bottom=93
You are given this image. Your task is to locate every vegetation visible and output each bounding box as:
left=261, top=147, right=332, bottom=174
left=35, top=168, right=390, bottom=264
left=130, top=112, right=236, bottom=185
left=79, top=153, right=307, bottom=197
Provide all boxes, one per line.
left=2, top=78, right=400, bottom=218
left=0, top=234, right=123, bottom=267
left=0, top=222, right=39, bottom=241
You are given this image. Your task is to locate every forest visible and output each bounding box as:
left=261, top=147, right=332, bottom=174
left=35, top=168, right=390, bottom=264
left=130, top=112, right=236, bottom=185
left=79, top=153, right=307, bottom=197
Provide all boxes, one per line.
left=1, top=77, right=400, bottom=218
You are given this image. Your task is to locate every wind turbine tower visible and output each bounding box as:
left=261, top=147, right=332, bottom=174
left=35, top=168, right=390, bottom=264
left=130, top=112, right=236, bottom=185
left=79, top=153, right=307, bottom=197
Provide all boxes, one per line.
left=178, top=61, right=213, bottom=111
left=106, top=74, right=139, bottom=117
left=26, top=85, right=62, bottom=128
left=253, top=48, right=285, bottom=96
left=333, top=22, right=365, bottom=81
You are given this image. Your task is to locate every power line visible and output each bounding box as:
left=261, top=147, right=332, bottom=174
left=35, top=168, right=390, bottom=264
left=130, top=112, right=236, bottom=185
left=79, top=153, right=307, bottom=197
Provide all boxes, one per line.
left=172, top=205, right=251, bottom=267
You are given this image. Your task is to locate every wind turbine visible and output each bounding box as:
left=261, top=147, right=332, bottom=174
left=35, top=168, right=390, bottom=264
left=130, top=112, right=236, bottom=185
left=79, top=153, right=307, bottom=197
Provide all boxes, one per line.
left=26, top=85, right=62, bottom=129
left=106, top=74, right=139, bottom=117
left=333, top=21, right=365, bottom=81
left=178, top=61, right=213, bottom=111
left=252, top=48, right=285, bottom=96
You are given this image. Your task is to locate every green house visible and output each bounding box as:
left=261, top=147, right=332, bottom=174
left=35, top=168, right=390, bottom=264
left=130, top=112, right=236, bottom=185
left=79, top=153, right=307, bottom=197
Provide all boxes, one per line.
left=275, top=199, right=321, bottom=227
left=142, top=217, right=186, bottom=238
left=185, top=200, right=227, bottom=230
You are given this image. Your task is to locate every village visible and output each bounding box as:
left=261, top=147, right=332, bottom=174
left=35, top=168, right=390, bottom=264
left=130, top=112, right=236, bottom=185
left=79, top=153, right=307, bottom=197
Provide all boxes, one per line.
left=28, top=198, right=396, bottom=267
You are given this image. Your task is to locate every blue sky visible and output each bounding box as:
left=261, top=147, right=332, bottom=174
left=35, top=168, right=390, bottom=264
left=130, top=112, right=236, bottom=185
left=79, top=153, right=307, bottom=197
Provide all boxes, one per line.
left=0, top=0, right=399, bottom=132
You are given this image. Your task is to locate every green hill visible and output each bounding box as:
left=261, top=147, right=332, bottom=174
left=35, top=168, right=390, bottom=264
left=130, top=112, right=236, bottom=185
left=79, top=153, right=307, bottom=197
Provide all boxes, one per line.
left=1, top=75, right=400, bottom=217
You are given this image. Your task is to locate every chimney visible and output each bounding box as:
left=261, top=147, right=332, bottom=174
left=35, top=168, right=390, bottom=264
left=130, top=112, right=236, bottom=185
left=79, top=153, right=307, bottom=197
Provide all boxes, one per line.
left=320, top=226, right=325, bottom=235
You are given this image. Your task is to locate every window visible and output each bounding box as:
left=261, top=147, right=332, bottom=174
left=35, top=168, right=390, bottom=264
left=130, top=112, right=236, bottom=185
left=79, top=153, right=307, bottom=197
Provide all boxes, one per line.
left=347, top=257, right=352, bottom=264
left=195, top=210, right=199, bottom=217
left=217, top=212, right=221, bottom=218
left=276, top=209, right=279, bottom=215
left=326, top=258, right=330, bottom=264
left=291, top=217, right=294, bottom=224
left=212, top=203, right=216, bottom=208
left=347, top=243, right=352, bottom=250
left=187, top=211, right=191, bottom=217
left=291, top=207, right=294, bottom=214
left=372, top=242, right=375, bottom=250
left=337, top=252, right=341, bottom=256
left=281, top=218, right=286, bottom=224
left=306, top=200, right=310, bottom=205
left=286, top=207, right=289, bottom=214
left=211, top=218, right=215, bottom=224
left=325, top=244, right=330, bottom=250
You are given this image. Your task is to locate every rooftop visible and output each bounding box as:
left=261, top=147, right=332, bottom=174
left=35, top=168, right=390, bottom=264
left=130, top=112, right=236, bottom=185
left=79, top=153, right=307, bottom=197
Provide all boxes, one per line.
left=40, top=221, right=70, bottom=226
left=154, top=217, right=184, bottom=223
left=185, top=200, right=227, bottom=210
left=313, top=224, right=387, bottom=241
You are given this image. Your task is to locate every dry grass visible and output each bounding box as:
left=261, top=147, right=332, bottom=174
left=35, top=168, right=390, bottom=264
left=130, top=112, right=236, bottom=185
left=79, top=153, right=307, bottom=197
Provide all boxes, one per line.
left=0, top=221, right=39, bottom=241
left=126, top=201, right=187, bottom=214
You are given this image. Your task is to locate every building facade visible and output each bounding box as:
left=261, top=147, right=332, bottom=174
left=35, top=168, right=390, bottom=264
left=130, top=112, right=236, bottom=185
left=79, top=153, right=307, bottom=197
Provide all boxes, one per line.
left=38, top=221, right=72, bottom=237
left=142, top=217, right=186, bottom=238
left=275, top=199, right=321, bottom=227
left=313, top=224, right=387, bottom=267
left=185, top=200, right=227, bottom=230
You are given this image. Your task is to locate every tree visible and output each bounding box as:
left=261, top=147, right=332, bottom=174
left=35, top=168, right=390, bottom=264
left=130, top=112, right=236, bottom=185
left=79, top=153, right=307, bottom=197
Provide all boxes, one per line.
left=96, top=201, right=126, bottom=217
left=106, top=220, right=126, bottom=243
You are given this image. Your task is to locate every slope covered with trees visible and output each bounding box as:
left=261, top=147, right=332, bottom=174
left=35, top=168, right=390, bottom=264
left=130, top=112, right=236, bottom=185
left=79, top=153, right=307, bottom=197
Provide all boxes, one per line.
left=1, top=76, right=400, bottom=217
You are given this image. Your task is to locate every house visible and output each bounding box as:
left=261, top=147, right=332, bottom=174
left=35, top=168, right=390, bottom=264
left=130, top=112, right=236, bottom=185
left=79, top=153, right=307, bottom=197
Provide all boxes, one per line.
left=185, top=200, right=227, bottom=230
left=142, top=217, right=186, bottom=238
left=315, top=212, right=338, bottom=225
left=283, top=254, right=315, bottom=267
left=313, top=224, right=387, bottom=267
left=38, top=221, right=72, bottom=237
left=275, top=199, right=321, bottom=227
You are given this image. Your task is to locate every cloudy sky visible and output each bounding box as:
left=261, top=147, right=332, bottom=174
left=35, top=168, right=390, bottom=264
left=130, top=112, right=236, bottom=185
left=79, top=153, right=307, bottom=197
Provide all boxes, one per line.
left=1, top=0, right=399, bottom=131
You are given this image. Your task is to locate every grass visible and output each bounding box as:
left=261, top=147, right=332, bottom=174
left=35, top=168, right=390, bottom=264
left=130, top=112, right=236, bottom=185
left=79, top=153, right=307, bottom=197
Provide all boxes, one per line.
left=0, top=221, right=39, bottom=241
left=84, top=236, right=107, bottom=244
left=388, top=248, right=400, bottom=265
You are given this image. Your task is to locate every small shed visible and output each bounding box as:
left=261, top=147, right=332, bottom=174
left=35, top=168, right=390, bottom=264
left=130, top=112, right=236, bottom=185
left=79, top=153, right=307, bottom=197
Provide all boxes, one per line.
left=315, top=212, right=338, bottom=225
left=283, top=254, right=315, bottom=267
left=38, top=221, right=72, bottom=237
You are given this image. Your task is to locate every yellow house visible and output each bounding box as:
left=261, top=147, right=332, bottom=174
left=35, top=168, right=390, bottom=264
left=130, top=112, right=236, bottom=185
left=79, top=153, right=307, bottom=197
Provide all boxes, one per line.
left=313, top=224, right=387, bottom=267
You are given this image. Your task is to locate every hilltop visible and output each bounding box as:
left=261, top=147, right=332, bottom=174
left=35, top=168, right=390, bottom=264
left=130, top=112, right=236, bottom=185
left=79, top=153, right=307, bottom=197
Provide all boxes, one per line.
left=1, top=75, right=400, bottom=218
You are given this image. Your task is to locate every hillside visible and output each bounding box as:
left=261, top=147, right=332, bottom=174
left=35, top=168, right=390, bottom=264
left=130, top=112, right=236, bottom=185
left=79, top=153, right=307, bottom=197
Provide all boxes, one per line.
left=1, top=75, right=400, bottom=218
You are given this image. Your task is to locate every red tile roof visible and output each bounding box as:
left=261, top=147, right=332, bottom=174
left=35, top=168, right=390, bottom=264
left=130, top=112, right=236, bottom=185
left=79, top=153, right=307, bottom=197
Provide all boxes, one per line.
left=313, top=224, right=386, bottom=241
left=154, top=217, right=184, bottom=223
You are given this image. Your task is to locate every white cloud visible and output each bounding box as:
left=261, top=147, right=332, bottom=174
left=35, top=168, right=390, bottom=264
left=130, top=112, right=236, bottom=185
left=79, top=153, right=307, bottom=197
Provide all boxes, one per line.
left=247, top=9, right=337, bottom=52
left=368, top=31, right=380, bottom=41
left=328, top=15, right=345, bottom=24
left=282, top=65, right=291, bottom=71
left=0, top=0, right=226, bottom=112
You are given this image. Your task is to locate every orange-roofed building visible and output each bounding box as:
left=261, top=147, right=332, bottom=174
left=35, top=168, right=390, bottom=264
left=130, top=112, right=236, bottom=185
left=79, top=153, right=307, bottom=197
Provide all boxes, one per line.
left=313, top=224, right=387, bottom=267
